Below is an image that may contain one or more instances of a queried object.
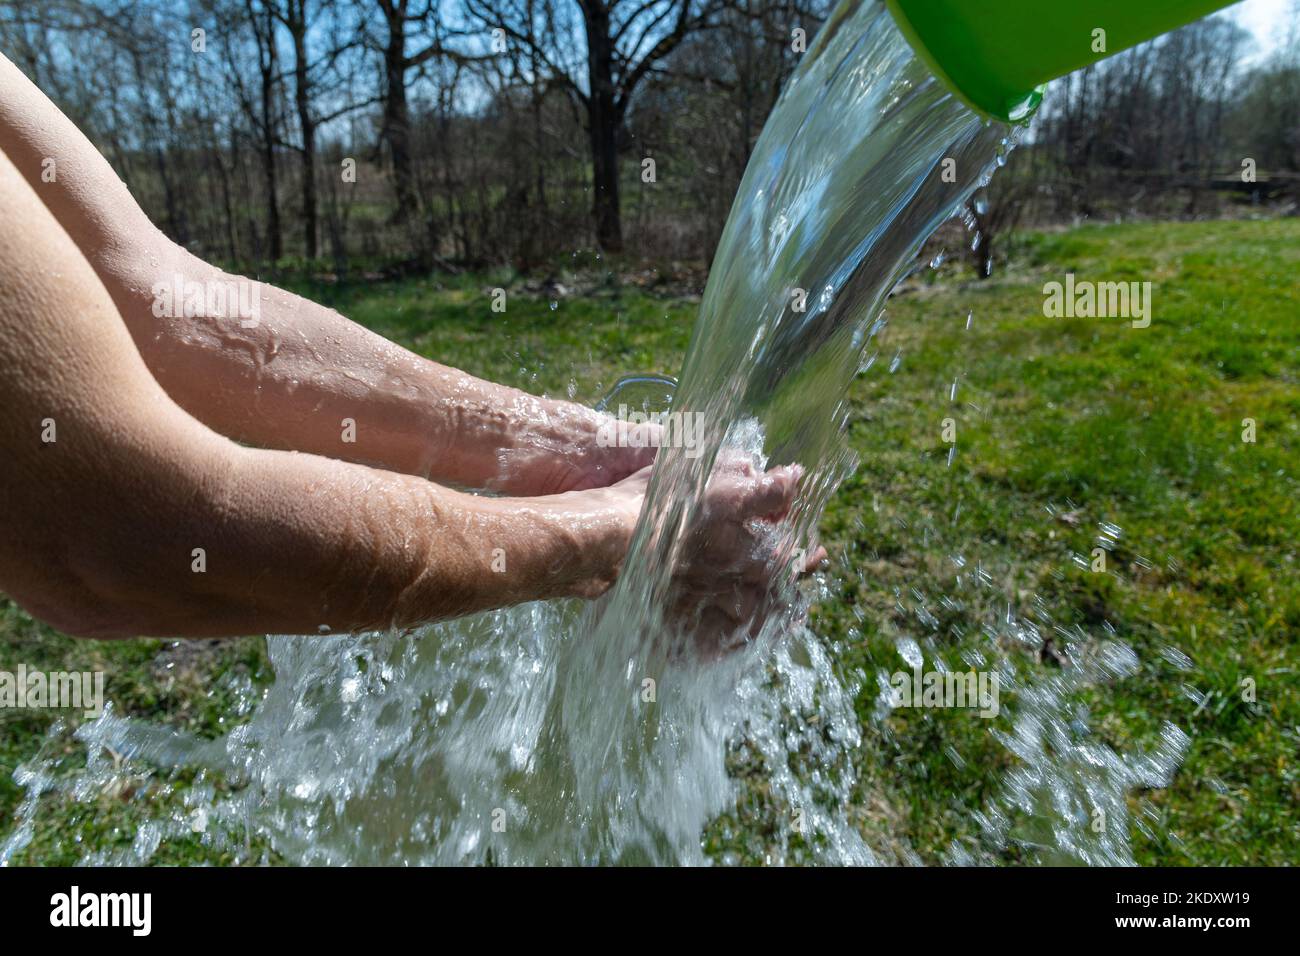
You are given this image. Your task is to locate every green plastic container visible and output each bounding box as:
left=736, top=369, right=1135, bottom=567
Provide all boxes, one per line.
left=886, top=0, right=1238, bottom=123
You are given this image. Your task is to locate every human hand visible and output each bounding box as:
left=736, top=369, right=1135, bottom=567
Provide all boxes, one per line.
left=664, top=455, right=826, bottom=660
left=494, top=404, right=663, bottom=496
left=558, top=450, right=824, bottom=660
left=543, top=463, right=655, bottom=598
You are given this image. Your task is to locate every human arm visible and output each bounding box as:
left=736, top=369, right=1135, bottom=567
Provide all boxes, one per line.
left=0, top=50, right=652, bottom=495
left=0, top=145, right=641, bottom=639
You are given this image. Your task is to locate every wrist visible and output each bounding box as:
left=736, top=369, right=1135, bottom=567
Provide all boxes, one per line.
left=460, top=487, right=635, bottom=604
left=533, top=486, right=638, bottom=600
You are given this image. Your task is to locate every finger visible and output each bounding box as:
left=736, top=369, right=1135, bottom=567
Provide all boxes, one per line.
left=710, top=581, right=764, bottom=625
left=617, top=417, right=663, bottom=451
left=617, top=464, right=654, bottom=489
left=713, top=449, right=758, bottom=477
left=694, top=605, right=751, bottom=661
left=802, top=545, right=828, bottom=573
left=739, top=464, right=803, bottom=521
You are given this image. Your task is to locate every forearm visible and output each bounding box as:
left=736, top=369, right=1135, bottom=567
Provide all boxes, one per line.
left=9, top=420, right=631, bottom=640
left=0, top=137, right=633, bottom=641
left=59, top=444, right=631, bottom=639
left=0, top=50, right=606, bottom=492
left=110, top=240, right=605, bottom=490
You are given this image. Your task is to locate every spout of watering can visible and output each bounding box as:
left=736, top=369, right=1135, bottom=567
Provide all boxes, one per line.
left=885, top=0, right=1239, bottom=124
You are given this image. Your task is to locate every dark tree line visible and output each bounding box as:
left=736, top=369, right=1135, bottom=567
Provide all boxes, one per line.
left=0, top=0, right=1294, bottom=278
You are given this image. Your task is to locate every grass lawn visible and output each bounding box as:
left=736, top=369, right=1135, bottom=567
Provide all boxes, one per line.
left=2, top=218, right=1296, bottom=865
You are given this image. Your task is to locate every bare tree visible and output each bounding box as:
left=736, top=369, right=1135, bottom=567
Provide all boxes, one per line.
left=269, top=0, right=370, bottom=259
left=469, top=0, right=732, bottom=252
left=226, top=0, right=286, bottom=261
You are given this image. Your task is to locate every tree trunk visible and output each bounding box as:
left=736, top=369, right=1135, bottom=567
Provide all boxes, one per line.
left=381, top=12, right=418, bottom=220
left=216, top=137, right=239, bottom=262
left=251, top=1, right=283, bottom=262
left=261, top=70, right=282, bottom=262
left=584, top=4, right=623, bottom=253
left=289, top=11, right=318, bottom=259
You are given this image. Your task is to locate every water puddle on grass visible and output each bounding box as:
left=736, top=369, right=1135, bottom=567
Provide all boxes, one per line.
left=2, top=0, right=1188, bottom=866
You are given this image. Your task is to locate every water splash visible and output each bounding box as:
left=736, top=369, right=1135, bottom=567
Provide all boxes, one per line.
left=2, top=0, right=1187, bottom=867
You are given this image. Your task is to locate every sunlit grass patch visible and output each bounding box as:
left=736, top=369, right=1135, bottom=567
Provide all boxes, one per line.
left=2, top=218, right=1295, bottom=864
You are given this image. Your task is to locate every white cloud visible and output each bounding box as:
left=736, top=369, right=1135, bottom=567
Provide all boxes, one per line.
left=1224, top=0, right=1299, bottom=62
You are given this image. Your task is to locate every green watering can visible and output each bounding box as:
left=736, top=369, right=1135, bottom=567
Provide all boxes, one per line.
left=886, top=0, right=1240, bottom=123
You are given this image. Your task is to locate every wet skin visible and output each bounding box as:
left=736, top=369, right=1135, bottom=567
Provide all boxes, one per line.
left=0, top=51, right=821, bottom=647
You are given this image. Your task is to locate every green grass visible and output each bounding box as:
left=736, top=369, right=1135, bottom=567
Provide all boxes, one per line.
left=813, top=217, right=1299, bottom=865
left=2, top=218, right=1296, bottom=864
